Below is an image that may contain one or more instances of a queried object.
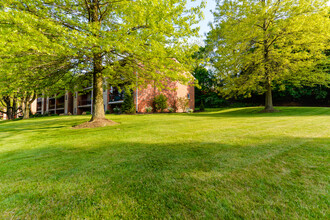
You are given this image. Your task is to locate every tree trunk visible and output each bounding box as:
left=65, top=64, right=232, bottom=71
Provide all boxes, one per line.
left=22, top=92, right=36, bottom=119
left=261, top=4, right=276, bottom=113
left=1, top=95, right=21, bottom=120
left=90, top=53, right=105, bottom=121
left=7, top=107, right=13, bottom=120
left=23, top=103, right=30, bottom=119
left=89, top=2, right=105, bottom=122
left=13, top=97, right=18, bottom=119
left=2, top=96, right=12, bottom=120
left=264, top=81, right=274, bottom=111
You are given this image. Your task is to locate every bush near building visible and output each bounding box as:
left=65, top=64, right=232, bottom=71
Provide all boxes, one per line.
left=122, top=90, right=136, bottom=114
left=153, top=94, right=168, bottom=112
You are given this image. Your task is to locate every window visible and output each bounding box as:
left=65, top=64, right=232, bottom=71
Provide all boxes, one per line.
left=187, top=94, right=191, bottom=100
left=109, top=87, right=124, bottom=102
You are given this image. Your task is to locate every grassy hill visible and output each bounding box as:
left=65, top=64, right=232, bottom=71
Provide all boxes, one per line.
left=0, top=107, right=329, bottom=218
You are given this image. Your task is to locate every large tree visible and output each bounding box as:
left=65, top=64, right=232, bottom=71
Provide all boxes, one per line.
left=207, top=0, right=330, bottom=112
left=0, top=0, right=204, bottom=122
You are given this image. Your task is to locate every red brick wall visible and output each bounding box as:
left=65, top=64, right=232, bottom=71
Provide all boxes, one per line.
left=133, top=80, right=194, bottom=113
left=188, top=85, right=195, bottom=110
left=68, top=81, right=195, bottom=114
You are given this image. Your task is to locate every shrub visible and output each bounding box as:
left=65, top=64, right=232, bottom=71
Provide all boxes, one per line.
left=122, top=90, right=136, bottom=114
left=51, top=113, right=59, bottom=116
left=145, top=106, right=153, bottom=113
left=172, top=99, right=178, bottom=112
left=177, top=97, right=189, bottom=112
left=85, top=111, right=91, bottom=115
left=167, top=107, right=174, bottom=113
left=153, top=94, right=168, bottom=112
left=187, top=108, right=194, bottom=113
left=113, top=107, right=121, bottom=114
left=105, top=110, right=110, bottom=114
left=199, top=100, right=205, bottom=112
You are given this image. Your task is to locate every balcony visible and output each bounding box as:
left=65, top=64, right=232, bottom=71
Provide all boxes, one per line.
left=78, top=99, right=92, bottom=107
left=84, top=86, right=93, bottom=91
left=56, top=103, right=65, bottom=110
left=49, top=104, right=56, bottom=110
left=109, top=94, right=124, bottom=104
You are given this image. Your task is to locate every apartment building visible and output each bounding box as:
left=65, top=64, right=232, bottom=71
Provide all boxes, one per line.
left=33, top=81, right=194, bottom=115
left=35, top=91, right=74, bottom=115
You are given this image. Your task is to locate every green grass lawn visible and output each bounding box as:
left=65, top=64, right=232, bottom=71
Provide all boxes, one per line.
left=0, top=107, right=329, bottom=219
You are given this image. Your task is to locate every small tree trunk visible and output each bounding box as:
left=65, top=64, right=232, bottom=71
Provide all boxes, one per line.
left=90, top=54, right=105, bottom=121
left=2, top=96, right=12, bottom=120
left=12, top=98, right=17, bottom=119
left=23, top=103, right=30, bottom=119
left=22, top=92, right=36, bottom=119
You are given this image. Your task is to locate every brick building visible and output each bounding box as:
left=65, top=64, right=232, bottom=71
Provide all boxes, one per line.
left=32, top=80, right=194, bottom=115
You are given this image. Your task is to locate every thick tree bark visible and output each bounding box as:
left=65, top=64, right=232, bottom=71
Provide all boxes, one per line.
left=264, top=80, right=274, bottom=111
left=90, top=53, right=105, bottom=121
left=262, top=4, right=275, bottom=113
left=7, top=107, right=13, bottom=120
left=89, top=2, right=105, bottom=122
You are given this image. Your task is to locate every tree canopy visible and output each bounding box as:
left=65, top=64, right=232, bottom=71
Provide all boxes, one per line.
left=0, top=0, right=204, bottom=121
left=207, top=0, right=330, bottom=112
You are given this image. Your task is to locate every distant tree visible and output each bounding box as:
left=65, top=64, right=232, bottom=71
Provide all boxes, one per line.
left=176, top=97, right=189, bottom=112
left=154, top=94, right=168, bottom=112
left=199, top=100, right=205, bottom=111
left=0, top=0, right=204, bottom=123
left=207, top=0, right=330, bottom=112
left=193, top=66, right=228, bottom=107
left=0, top=50, right=75, bottom=119
left=0, top=95, right=19, bottom=120
left=122, top=90, right=135, bottom=114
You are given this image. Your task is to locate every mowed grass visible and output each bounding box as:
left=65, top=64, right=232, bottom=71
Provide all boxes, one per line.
left=0, top=107, right=329, bottom=219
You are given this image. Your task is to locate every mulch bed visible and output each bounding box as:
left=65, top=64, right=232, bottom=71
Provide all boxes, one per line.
left=72, top=118, right=118, bottom=129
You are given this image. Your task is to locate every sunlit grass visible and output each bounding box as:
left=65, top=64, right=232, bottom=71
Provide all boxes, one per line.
left=0, top=107, right=329, bottom=218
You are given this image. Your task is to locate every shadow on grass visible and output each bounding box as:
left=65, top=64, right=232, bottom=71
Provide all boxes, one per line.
left=188, top=107, right=330, bottom=118
left=0, top=117, right=90, bottom=133
left=1, top=107, right=329, bottom=133
left=0, top=136, right=329, bottom=219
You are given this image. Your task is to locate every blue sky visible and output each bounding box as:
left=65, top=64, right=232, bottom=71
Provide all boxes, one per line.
left=187, top=0, right=217, bottom=40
